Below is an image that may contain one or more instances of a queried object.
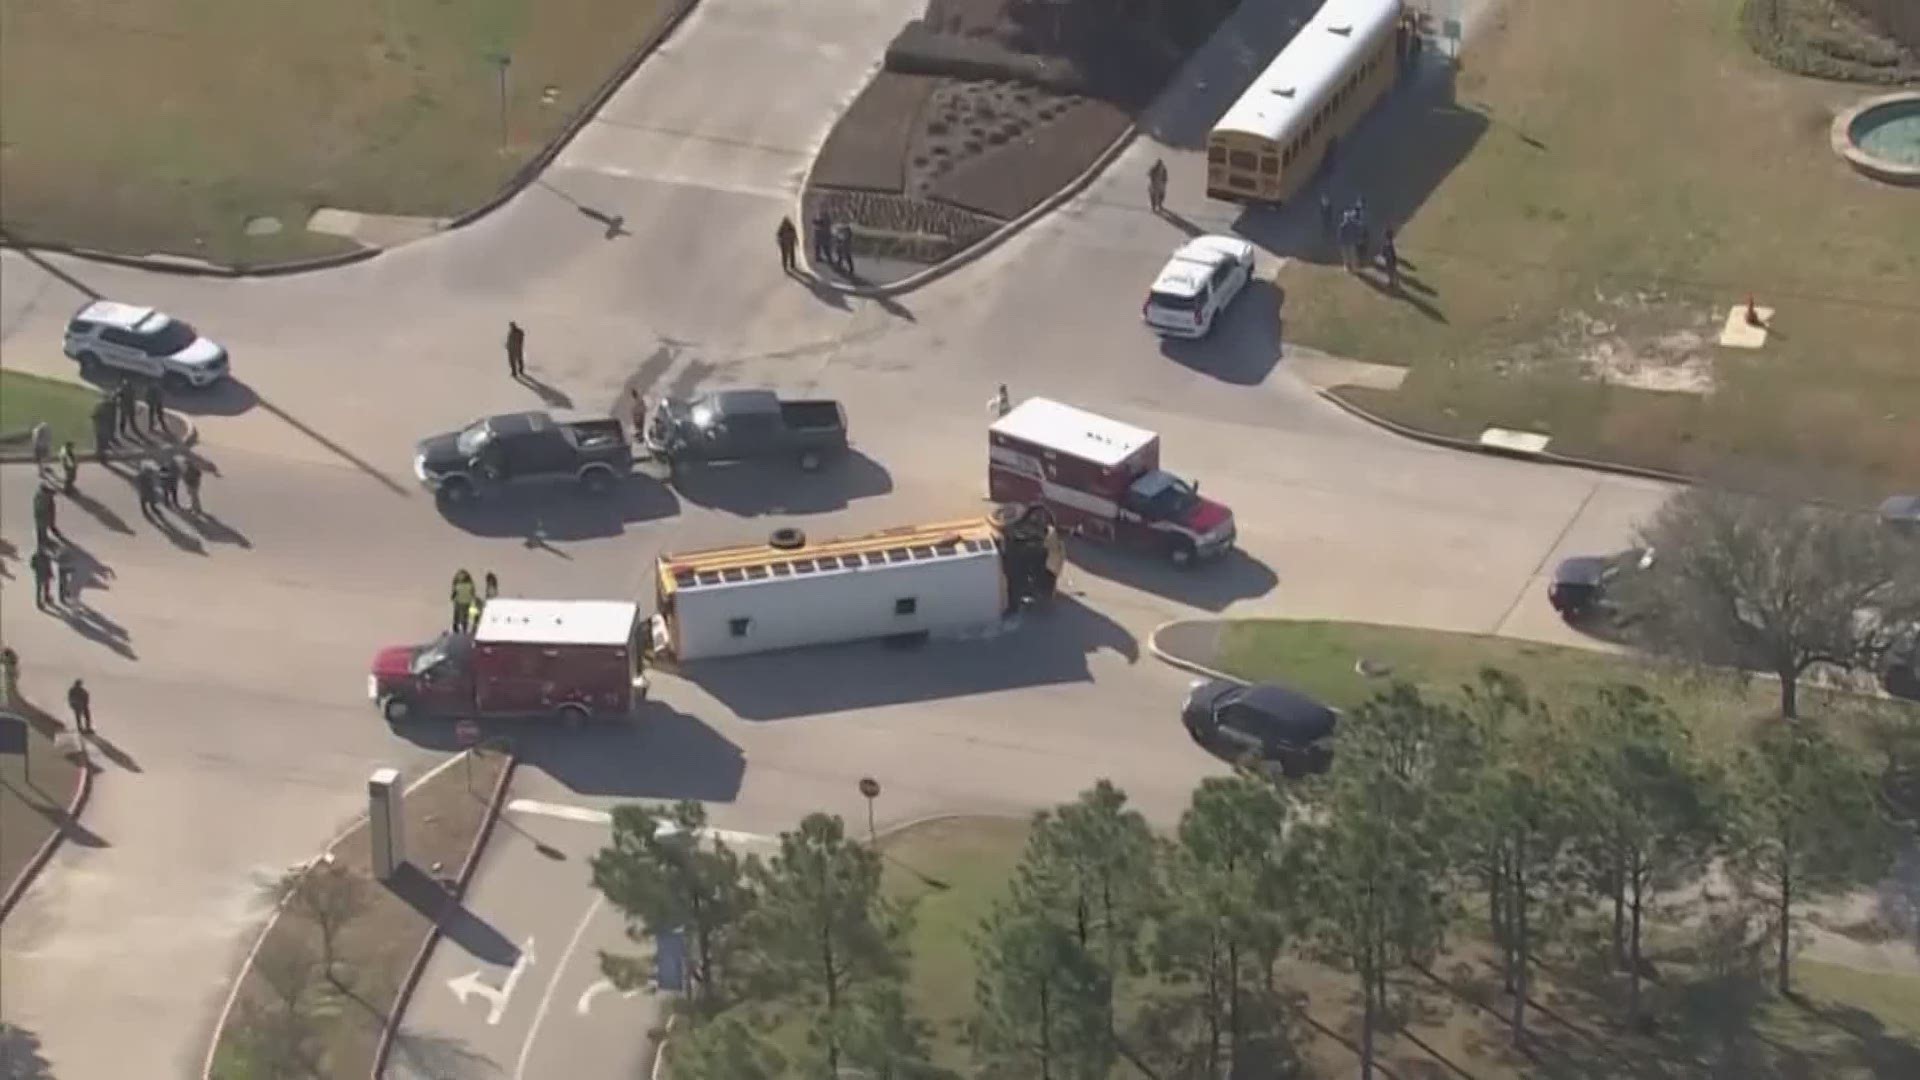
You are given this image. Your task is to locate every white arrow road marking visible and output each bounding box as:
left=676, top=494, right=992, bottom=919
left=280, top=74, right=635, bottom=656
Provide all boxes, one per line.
left=446, top=937, right=536, bottom=1026
left=505, top=799, right=772, bottom=847
left=576, top=977, right=640, bottom=1016
left=515, top=896, right=604, bottom=1080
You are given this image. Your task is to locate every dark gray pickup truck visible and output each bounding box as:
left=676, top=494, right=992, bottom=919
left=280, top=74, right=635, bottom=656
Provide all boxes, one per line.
left=642, top=389, right=849, bottom=472
left=414, top=411, right=631, bottom=503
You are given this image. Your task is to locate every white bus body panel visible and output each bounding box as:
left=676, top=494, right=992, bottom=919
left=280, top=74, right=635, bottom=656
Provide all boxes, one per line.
left=671, top=546, right=1005, bottom=660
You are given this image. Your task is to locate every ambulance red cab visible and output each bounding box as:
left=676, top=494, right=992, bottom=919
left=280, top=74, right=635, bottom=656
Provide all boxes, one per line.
left=988, top=398, right=1235, bottom=567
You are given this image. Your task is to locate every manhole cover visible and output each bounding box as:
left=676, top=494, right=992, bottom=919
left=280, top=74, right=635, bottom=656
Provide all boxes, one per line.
left=243, top=216, right=283, bottom=236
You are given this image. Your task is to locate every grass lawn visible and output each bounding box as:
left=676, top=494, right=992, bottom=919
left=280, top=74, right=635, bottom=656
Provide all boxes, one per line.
left=0, top=370, right=99, bottom=453
left=208, top=747, right=509, bottom=1079
left=0, top=696, right=86, bottom=907
left=0, top=0, right=683, bottom=266
left=1283, top=0, right=1920, bottom=497
left=883, top=813, right=1920, bottom=1079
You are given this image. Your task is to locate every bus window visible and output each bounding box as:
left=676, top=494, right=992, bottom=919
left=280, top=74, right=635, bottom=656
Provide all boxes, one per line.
left=1208, top=145, right=1226, bottom=164
left=1259, top=156, right=1278, bottom=175
left=1229, top=150, right=1257, bottom=171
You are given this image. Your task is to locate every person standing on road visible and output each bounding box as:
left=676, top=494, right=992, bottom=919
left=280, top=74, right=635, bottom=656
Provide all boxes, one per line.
left=157, top=456, right=181, bottom=509
left=988, top=384, right=1011, bottom=419
left=135, top=460, right=162, bottom=520
left=116, top=381, right=138, bottom=439
left=182, top=457, right=204, bottom=513
left=1380, top=227, right=1401, bottom=290
left=484, top=572, right=499, bottom=602
left=30, top=422, right=51, bottom=473
left=506, top=321, right=527, bottom=380
left=0, top=647, right=18, bottom=707
left=145, top=381, right=166, bottom=435
left=58, top=440, right=79, bottom=495
left=1319, top=192, right=1336, bottom=245
left=1147, top=158, right=1169, bottom=214
left=55, top=546, right=77, bottom=607
left=451, top=570, right=477, bottom=634
left=831, top=221, right=855, bottom=276
left=1337, top=210, right=1360, bottom=272
left=32, top=482, right=59, bottom=547
left=29, top=546, right=55, bottom=610
left=776, top=216, right=799, bottom=272
left=68, top=677, right=93, bottom=735
left=811, top=207, right=833, bottom=264
left=93, top=397, right=117, bottom=451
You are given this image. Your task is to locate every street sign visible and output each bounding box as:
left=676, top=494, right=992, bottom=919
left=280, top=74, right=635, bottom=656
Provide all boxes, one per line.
left=455, top=719, right=481, bottom=747
left=655, top=928, right=687, bottom=992
left=859, top=776, right=881, bottom=800
left=0, top=714, right=28, bottom=758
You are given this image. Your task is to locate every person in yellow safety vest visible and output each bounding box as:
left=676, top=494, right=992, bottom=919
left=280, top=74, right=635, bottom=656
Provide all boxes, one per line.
left=451, top=570, right=477, bottom=634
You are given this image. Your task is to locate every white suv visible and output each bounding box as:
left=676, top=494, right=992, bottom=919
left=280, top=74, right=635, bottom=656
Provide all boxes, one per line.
left=1142, top=235, right=1255, bottom=339
left=63, top=301, right=230, bottom=390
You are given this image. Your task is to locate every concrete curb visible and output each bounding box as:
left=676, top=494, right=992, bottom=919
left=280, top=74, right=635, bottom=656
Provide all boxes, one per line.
left=370, top=748, right=520, bottom=1079
left=796, top=117, right=1139, bottom=299
left=1313, top=385, right=1696, bottom=487
left=0, top=1, right=701, bottom=280
left=1146, top=619, right=1242, bottom=685
left=195, top=749, right=489, bottom=1080
left=0, top=738, right=96, bottom=924
left=0, top=408, right=198, bottom=465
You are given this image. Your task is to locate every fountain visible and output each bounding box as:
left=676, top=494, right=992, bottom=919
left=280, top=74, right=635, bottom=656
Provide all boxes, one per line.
left=1832, top=92, right=1920, bottom=186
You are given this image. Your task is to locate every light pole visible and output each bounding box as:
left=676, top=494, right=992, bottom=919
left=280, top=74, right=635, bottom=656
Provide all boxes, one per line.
left=490, top=53, right=512, bottom=151
left=858, top=776, right=881, bottom=847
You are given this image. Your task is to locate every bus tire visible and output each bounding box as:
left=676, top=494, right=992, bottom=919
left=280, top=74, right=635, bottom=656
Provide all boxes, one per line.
left=555, top=703, right=591, bottom=728
left=769, top=527, right=806, bottom=550
left=1168, top=541, right=1197, bottom=569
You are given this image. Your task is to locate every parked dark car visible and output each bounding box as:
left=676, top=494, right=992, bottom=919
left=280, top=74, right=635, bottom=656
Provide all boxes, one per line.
left=1549, top=547, right=1655, bottom=621
left=1181, top=678, right=1338, bottom=775
left=414, top=411, right=632, bottom=504
left=1879, top=494, right=1920, bottom=534
left=643, top=389, right=848, bottom=473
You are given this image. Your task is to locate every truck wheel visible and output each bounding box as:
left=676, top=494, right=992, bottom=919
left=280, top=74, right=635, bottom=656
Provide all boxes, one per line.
left=555, top=703, right=591, bottom=728
left=77, top=351, right=103, bottom=378
left=769, top=527, right=806, bottom=550
left=797, top=449, right=822, bottom=472
left=438, top=477, right=474, bottom=505
left=579, top=467, right=615, bottom=495
left=381, top=697, right=411, bottom=725
left=1168, top=541, right=1197, bottom=569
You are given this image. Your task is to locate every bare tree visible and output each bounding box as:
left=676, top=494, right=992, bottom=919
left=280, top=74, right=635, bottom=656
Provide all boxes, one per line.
left=223, top=935, right=325, bottom=1079
left=1613, top=487, right=1920, bottom=720
left=275, top=859, right=370, bottom=987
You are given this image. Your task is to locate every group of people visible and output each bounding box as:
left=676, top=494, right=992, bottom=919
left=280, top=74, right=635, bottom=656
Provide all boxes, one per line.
left=774, top=209, right=855, bottom=277
left=450, top=569, right=501, bottom=635
left=26, top=480, right=79, bottom=610
left=134, top=454, right=204, bottom=520
left=91, top=378, right=169, bottom=451
left=1321, top=193, right=1399, bottom=286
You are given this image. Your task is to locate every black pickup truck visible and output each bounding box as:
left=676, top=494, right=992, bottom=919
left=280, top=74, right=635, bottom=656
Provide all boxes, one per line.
left=642, top=389, right=849, bottom=472
left=414, top=411, right=631, bottom=503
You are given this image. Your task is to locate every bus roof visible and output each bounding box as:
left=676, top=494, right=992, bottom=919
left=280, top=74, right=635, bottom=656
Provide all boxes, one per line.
left=1212, top=0, right=1402, bottom=145
left=659, top=518, right=1003, bottom=593
left=475, top=599, right=639, bottom=646
left=989, top=398, right=1156, bottom=469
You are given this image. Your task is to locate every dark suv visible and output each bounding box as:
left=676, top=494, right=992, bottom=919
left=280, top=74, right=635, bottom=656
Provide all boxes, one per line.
left=1549, top=548, right=1655, bottom=621
left=1181, top=678, right=1338, bottom=776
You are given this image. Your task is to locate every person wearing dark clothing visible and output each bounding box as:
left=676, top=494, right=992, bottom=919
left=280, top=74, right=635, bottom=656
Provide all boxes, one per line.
left=831, top=222, right=854, bottom=276
left=776, top=217, right=799, bottom=272
left=93, top=398, right=117, bottom=451
left=182, top=458, right=204, bottom=513
left=484, top=572, right=499, bottom=601
left=58, top=441, right=78, bottom=495
left=506, top=322, right=527, bottom=379
left=55, top=547, right=76, bottom=606
left=811, top=209, right=833, bottom=263
left=1319, top=193, right=1336, bottom=244
left=1381, top=228, right=1400, bottom=290
left=32, top=483, right=58, bottom=547
left=1337, top=211, right=1360, bottom=272
left=145, top=381, right=166, bottom=435
left=1147, top=158, right=1169, bottom=214
left=116, top=382, right=138, bottom=437
left=30, top=547, right=54, bottom=609
left=158, top=457, right=181, bottom=508
left=451, top=570, right=477, bottom=634
left=68, top=678, right=93, bottom=735
left=136, top=461, right=162, bottom=519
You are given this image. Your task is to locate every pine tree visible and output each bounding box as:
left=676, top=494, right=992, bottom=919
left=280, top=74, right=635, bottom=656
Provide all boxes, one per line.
left=970, top=887, right=1115, bottom=1080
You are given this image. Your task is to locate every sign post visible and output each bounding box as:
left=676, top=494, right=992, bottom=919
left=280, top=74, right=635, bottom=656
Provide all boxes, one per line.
left=455, top=719, right=481, bottom=794
left=858, top=776, right=881, bottom=847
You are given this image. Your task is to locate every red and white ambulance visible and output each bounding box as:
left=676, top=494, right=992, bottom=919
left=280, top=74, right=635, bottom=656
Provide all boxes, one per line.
left=988, top=398, right=1236, bottom=567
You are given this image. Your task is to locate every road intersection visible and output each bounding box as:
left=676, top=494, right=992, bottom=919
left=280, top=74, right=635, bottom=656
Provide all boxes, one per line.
left=0, top=1, right=1669, bottom=1076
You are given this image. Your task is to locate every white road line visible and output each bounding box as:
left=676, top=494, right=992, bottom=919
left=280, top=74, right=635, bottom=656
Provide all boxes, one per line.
left=514, top=895, right=604, bottom=1080
left=504, top=799, right=773, bottom=847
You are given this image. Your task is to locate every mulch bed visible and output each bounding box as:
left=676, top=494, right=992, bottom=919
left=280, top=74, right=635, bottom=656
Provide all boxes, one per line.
left=207, top=748, right=509, bottom=1079
left=807, top=0, right=1234, bottom=269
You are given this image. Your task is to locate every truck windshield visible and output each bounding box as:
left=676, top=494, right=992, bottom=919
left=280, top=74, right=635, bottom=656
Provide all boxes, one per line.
left=1130, top=471, right=1198, bottom=518
left=455, top=421, right=492, bottom=457
left=411, top=633, right=466, bottom=676
left=688, top=398, right=720, bottom=429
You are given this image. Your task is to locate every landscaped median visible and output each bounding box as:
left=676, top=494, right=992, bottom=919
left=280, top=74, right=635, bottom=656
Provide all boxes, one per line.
left=205, top=746, right=513, bottom=1080
left=802, top=0, right=1240, bottom=284
left=0, top=694, right=91, bottom=924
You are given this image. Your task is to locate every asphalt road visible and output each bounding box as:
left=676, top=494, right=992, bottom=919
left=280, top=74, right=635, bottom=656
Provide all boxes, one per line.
left=0, top=0, right=1670, bottom=1076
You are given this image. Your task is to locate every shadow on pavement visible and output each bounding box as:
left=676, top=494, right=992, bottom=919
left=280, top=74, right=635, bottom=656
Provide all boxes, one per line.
left=1228, top=61, right=1488, bottom=269
left=667, top=449, right=893, bottom=517
left=684, top=596, right=1136, bottom=721
left=73, top=369, right=260, bottom=417
left=384, top=862, right=517, bottom=967
left=515, top=372, right=573, bottom=410
left=66, top=486, right=133, bottom=535
left=1067, top=542, right=1278, bottom=613
left=27, top=790, right=108, bottom=848
left=1158, top=279, right=1284, bottom=386
left=84, top=731, right=139, bottom=772
left=437, top=476, right=681, bottom=542
left=59, top=598, right=136, bottom=660
left=1135, top=0, right=1317, bottom=150
left=0, top=1022, right=55, bottom=1080
left=386, top=1029, right=502, bottom=1080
